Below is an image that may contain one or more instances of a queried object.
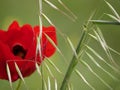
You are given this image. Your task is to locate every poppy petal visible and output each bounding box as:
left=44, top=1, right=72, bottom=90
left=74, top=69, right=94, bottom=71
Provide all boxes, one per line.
left=8, top=21, right=20, bottom=31
left=7, top=22, right=34, bottom=51
left=34, top=26, right=57, bottom=57
left=42, top=26, right=57, bottom=57
left=7, top=60, right=37, bottom=82
left=0, top=30, right=7, bottom=42
left=0, top=41, right=19, bottom=80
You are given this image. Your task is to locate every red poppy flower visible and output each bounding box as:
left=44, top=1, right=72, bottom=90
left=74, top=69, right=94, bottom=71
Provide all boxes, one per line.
left=0, top=21, right=57, bottom=82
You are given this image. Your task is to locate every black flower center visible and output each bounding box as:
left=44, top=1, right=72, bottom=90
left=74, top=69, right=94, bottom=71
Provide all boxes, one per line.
left=12, top=45, right=26, bottom=59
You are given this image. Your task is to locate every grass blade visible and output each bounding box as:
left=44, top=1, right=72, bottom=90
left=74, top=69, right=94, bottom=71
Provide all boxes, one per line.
left=43, top=78, right=47, bottom=90
left=86, top=45, right=120, bottom=73
left=14, top=63, right=25, bottom=84
left=75, top=69, right=95, bottom=90
left=14, top=63, right=29, bottom=90
left=89, top=33, right=120, bottom=56
left=105, top=0, right=120, bottom=19
left=54, top=79, right=58, bottom=90
left=67, top=83, right=73, bottom=90
left=6, top=63, right=13, bottom=90
left=80, top=60, right=113, bottom=90
left=16, top=79, right=22, bottom=90
left=42, top=13, right=55, bottom=26
left=60, top=27, right=87, bottom=90
left=44, top=33, right=67, bottom=64
left=40, top=64, right=47, bottom=90
left=44, top=33, right=62, bottom=55
left=66, top=36, right=78, bottom=58
left=89, top=20, right=120, bottom=25
left=94, top=28, right=120, bottom=68
left=109, top=47, right=120, bottom=56
left=44, top=62, right=54, bottom=77
left=44, top=0, right=76, bottom=21
left=46, top=57, right=62, bottom=74
left=57, top=0, right=77, bottom=19
left=39, top=0, right=43, bottom=36
left=38, top=0, right=43, bottom=60
left=88, top=33, right=97, bottom=40
left=36, top=63, right=41, bottom=76
left=105, top=13, right=120, bottom=23
left=47, top=77, right=51, bottom=90
left=86, top=52, right=119, bottom=81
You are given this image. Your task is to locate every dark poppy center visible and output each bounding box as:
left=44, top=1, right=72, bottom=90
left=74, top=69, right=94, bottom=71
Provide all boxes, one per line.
left=12, top=45, right=26, bottom=59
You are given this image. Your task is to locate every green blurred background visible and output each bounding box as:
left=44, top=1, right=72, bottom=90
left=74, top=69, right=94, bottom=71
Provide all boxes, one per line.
left=0, top=0, right=120, bottom=90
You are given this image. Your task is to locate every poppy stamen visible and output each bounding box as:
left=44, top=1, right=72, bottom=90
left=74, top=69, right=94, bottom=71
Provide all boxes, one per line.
left=12, top=45, right=26, bottom=58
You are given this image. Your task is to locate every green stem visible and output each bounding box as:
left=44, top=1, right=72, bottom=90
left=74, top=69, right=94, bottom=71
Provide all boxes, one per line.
left=90, top=20, right=120, bottom=25
left=16, top=79, right=22, bottom=90
left=41, top=64, right=45, bottom=90
left=60, top=28, right=87, bottom=90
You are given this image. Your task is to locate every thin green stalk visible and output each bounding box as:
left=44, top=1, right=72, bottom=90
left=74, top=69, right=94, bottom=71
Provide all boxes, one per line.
left=90, top=20, right=120, bottom=25
left=60, top=27, right=87, bottom=90
left=16, top=79, right=22, bottom=90
left=41, top=64, right=45, bottom=90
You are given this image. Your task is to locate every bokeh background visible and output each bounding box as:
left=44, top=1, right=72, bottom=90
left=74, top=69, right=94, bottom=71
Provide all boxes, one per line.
left=0, top=0, right=120, bottom=90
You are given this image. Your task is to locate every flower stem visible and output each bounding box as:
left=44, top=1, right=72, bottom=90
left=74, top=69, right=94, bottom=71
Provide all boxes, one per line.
left=41, top=64, right=44, bottom=90
left=60, top=28, right=87, bottom=90
left=16, top=79, right=22, bottom=90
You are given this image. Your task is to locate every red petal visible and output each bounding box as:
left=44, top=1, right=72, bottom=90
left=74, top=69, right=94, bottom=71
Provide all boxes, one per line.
left=7, top=23, right=34, bottom=51
left=7, top=60, right=37, bottom=82
left=25, top=40, right=37, bottom=60
left=0, top=41, right=18, bottom=80
left=8, top=21, right=20, bottom=31
left=16, top=60, right=36, bottom=77
left=34, top=26, right=57, bottom=57
left=42, top=26, right=57, bottom=57
left=0, top=40, right=36, bottom=82
left=0, top=30, right=7, bottom=42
